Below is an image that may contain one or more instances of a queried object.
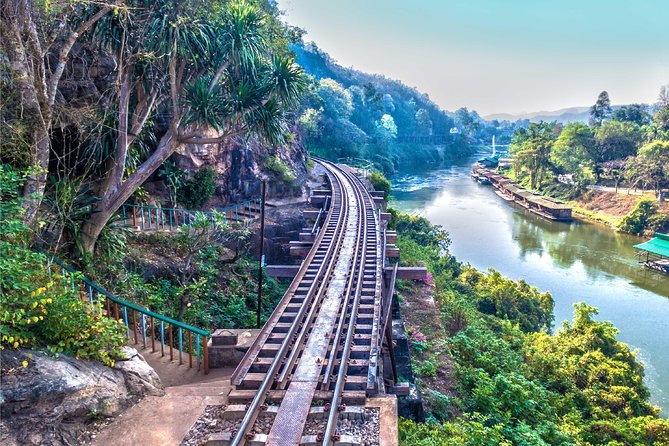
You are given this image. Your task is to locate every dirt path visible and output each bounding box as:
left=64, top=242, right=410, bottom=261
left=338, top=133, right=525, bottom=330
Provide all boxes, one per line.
left=88, top=348, right=233, bottom=446
left=585, top=184, right=658, bottom=197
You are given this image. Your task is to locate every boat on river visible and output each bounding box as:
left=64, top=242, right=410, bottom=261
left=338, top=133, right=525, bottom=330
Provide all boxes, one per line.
left=472, top=165, right=573, bottom=221
left=477, top=175, right=492, bottom=185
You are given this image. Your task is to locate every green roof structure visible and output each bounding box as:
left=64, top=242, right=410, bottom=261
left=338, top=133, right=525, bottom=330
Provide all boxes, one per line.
left=634, top=233, right=669, bottom=258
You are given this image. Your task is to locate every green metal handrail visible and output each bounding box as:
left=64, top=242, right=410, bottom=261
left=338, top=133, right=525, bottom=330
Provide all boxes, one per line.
left=121, top=197, right=262, bottom=231
left=40, top=250, right=210, bottom=373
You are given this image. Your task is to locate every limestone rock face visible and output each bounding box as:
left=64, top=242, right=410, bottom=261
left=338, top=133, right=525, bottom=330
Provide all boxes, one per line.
left=174, top=132, right=309, bottom=207
left=0, top=347, right=164, bottom=446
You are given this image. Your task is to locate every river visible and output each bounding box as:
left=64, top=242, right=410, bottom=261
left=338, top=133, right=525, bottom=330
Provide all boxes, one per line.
left=390, top=156, right=669, bottom=416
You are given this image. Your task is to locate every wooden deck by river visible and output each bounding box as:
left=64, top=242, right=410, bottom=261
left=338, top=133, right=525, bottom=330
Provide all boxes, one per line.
left=472, top=166, right=573, bottom=221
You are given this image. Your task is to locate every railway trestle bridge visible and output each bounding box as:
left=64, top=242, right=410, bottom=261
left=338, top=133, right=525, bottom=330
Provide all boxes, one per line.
left=221, top=159, right=420, bottom=446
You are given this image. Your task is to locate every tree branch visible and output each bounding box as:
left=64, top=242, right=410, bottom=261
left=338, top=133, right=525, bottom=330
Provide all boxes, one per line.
left=208, top=61, right=230, bottom=93
left=46, top=4, right=113, bottom=106
left=107, top=69, right=131, bottom=195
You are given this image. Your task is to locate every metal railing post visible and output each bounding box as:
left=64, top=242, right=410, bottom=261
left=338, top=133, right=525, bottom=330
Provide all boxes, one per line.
left=203, top=335, right=209, bottom=374
left=179, top=328, right=183, bottom=365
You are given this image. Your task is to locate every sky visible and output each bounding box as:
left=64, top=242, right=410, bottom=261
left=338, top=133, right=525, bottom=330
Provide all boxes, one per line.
left=276, top=0, right=669, bottom=117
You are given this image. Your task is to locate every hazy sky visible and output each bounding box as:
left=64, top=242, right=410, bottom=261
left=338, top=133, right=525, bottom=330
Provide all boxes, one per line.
left=276, top=0, right=669, bottom=116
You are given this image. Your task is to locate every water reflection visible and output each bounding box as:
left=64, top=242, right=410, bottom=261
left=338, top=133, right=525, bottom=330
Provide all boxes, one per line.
left=392, top=157, right=669, bottom=416
left=506, top=208, right=669, bottom=294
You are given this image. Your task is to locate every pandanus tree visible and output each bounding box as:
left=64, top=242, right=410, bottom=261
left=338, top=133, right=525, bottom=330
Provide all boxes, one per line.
left=78, top=0, right=306, bottom=253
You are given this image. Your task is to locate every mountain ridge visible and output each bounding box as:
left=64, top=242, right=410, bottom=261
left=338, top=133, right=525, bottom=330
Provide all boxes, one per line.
left=483, top=104, right=648, bottom=123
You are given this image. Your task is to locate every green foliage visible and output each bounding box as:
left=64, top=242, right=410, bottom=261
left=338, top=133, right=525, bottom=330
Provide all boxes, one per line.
left=636, top=140, right=669, bottom=191
left=617, top=198, right=658, bottom=235
left=612, top=104, right=652, bottom=126
left=594, top=120, right=643, bottom=162
left=368, top=170, right=391, bottom=199
left=399, top=417, right=511, bottom=446
left=0, top=165, right=30, bottom=244
left=391, top=208, right=665, bottom=445
left=292, top=43, right=474, bottom=172
left=43, top=177, right=98, bottom=253
left=551, top=122, right=595, bottom=184
left=389, top=209, right=450, bottom=251
left=177, top=167, right=217, bottom=209
left=317, top=78, right=353, bottom=119
left=590, top=91, right=612, bottom=127
left=92, top=212, right=284, bottom=331
left=374, top=113, right=398, bottom=142
left=264, top=156, right=296, bottom=182
left=510, top=122, right=558, bottom=189
left=159, top=161, right=187, bottom=208
left=305, top=156, right=315, bottom=171
left=0, top=168, right=125, bottom=366
left=417, top=358, right=439, bottom=378
left=458, top=267, right=554, bottom=332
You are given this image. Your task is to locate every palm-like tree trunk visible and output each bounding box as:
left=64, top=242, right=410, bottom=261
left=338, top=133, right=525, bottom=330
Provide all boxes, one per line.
left=80, top=130, right=178, bottom=253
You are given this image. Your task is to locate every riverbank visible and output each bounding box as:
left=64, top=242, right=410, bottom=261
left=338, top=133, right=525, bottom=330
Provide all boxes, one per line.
left=392, top=209, right=669, bottom=445
left=569, top=190, right=642, bottom=226
left=502, top=167, right=669, bottom=235
left=391, top=159, right=669, bottom=419
left=568, top=190, right=669, bottom=234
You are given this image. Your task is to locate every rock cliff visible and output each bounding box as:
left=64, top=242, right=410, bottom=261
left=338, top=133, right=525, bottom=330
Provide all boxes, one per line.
left=0, top=347, right=163, bottom=446
left=174, top=133, right=309, bottom=207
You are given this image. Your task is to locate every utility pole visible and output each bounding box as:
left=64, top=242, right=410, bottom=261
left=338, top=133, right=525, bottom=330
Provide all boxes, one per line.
left=256, top=180, right=267, bottom=329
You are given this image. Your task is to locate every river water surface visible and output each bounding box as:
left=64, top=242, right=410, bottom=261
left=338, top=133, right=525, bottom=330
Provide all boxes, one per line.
left=391, top=156, right=669, bottom=416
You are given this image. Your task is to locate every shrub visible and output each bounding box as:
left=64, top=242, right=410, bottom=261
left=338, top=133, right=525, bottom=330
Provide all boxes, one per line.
left=177, top=167, right=217, bottom=209
left=264, top=156, right=296, bottom=182
left=418, top=358, right=438, bottom=378
left=369, top=170, right=391, bottom=199
left=618, top=198, right=657, bottom=235
left=0, top=168, right=126, bottom=366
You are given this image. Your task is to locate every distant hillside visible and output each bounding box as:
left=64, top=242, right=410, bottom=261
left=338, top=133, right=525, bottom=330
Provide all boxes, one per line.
left=485, top=107, right=592, bottom=123
left=484, top=104, right=647, bottom=124
left=291, top=42, right=457, bottom=138
left=291, top=42, right=473, bottom=173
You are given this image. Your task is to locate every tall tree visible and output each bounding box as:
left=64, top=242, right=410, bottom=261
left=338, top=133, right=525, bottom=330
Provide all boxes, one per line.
left=415, top=108, right=433, bottom=135
left=589, top=91, right=612, bottom=127
left=77, top=0, right=306, bottom=253
left=510, top=122, right=557, bottom=189
left=612, top=104, right=652, bottom=126
left=636, top=140, right=669, bottom=192
left=594, top=120, right=642, bottom=162
left=0, top=0, right=115, bottom=227
left=550, top=122, right=595, bottom=183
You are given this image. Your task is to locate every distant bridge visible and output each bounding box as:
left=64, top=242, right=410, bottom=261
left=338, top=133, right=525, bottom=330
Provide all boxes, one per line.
left=370, top=134, right=457, bottom=145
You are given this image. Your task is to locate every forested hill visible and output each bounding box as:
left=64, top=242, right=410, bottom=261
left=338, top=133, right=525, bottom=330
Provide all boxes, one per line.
left=292, top=42, right=456, bottom=138
left=291, top=42, right=473, bottom=174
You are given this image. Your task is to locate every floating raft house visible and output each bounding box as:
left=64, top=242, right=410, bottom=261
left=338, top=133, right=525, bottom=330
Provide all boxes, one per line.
left=634, top=232, right=669, bottom=274
left=472, top=166, right=572, bottom=221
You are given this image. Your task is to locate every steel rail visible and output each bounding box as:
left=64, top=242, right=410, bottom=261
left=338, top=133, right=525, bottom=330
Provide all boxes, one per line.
left=320, top=166, right=369, bottom=387
left=275, top=190, right=353, bottom=387
left=230, top=169, right=343, bottom=386
left=230, top=165, right=351, bottom=446
left=265, top=162, right=368, bottom=445
left=322, top=164, right=376, bottom=445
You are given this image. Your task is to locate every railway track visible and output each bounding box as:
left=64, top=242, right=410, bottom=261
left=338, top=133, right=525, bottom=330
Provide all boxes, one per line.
left=225, top=159, right=385, bottom=446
